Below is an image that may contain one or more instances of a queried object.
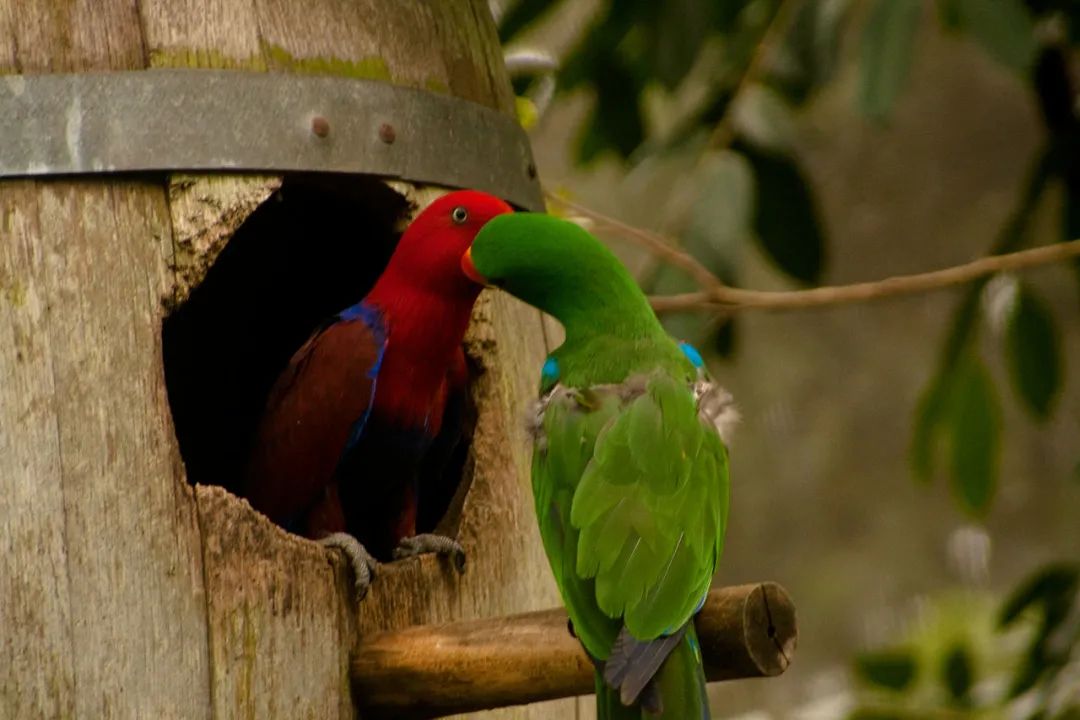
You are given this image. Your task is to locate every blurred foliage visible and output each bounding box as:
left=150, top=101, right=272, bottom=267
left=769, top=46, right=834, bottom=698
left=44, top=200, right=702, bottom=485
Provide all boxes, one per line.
left=849, top=563, right=1080, bottom=719
left=499, top=0, right=1079, bottom=518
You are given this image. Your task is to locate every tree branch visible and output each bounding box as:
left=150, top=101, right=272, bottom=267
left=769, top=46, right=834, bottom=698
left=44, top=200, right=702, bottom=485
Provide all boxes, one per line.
left=352, top=583, right=796, bottom=719
left=550, top=194, right=727, bottom=296
left=649, top=240, right=1080, bottom=312
left=541, top=1, right=1079, bottom=317
left=546, top=192, right=1080, bottom=314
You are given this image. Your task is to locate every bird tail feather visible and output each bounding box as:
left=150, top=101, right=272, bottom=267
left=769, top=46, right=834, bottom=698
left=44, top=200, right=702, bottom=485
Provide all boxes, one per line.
left=595, top=626, right=711, bottom=719
left=595, top=672, right=641, bottom=720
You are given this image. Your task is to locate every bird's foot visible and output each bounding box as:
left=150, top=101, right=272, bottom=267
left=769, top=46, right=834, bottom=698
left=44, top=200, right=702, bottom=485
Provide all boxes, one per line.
left=318, top=532, right=380, bottom=601
left=392, top=533, right=467, bottom=573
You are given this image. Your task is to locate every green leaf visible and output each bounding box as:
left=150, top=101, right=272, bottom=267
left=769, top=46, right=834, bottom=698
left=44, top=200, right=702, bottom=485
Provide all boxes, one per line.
left=653, top=0, right=713, bottom=89
left=655, top=151, right=754, bottom=350
left=955, top=0, right=1037, bottom=73
left=947, top=355, right=1001, bottom=514
left=911, top=149, right=1051, bottom=497
left=1009, top=654, right=1045, bottom=699
left=773, top=0, right=852, bottom=105
left=855, top=650, right=918, bottom=691
left=937, top=0, right=963, bottom=30
left=858, top=0, right=922, bottom=120
left=1005, top=285, right=1062, bottom=419
left=576, top=58, right=646, bottom=162
left=713, top=0, right=746, bottom=33
left=733, top=83, right=798, bottom=154
left=942, top=643, right=974, bottom=705
left=911, top=288, right=982, bottom=483
left=497, top=0, right=560, bottom=42
left=560, top=5, right=637, bottom=91
left=688, top=150, right=755, bottom=261
left=739, top=142, right=826, bottom=284
left=515, top=95, right=539, bottom=129
left=999, top=564, right=1080, bottom=627
left=911, top=368, right=955, bottom=481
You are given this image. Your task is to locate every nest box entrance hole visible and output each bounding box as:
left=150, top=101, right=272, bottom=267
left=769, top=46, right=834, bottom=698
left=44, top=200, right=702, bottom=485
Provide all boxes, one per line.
left=162, top=175, right=478, bottom=546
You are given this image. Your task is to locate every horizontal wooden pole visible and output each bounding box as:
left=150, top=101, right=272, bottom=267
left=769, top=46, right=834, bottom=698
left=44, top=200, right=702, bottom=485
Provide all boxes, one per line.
left=352, top=582, right=797, bottom=718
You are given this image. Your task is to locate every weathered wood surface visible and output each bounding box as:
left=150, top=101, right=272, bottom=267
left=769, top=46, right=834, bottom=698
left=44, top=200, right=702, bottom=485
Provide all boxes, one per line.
left=1, top=1, right=573, bottom=719
left=353, top=583, right=798, bottom=719
left=0, top=4, right=213, bottom=718
left=0, top=180, right=213, bottom=720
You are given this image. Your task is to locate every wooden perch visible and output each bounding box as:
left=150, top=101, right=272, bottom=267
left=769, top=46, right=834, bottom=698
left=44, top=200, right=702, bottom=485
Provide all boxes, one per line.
left=352, top=582, right=797, bottom=718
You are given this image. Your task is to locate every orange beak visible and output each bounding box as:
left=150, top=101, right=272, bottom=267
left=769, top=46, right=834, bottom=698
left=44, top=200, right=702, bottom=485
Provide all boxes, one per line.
left=461, top=247, right=488, bottom=285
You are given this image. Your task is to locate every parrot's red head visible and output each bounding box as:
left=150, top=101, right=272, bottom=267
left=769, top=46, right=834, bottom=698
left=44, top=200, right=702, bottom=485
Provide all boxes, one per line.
left=372, top=190, right=513, bottom=300
left=362, top=190, right=513, bottom=432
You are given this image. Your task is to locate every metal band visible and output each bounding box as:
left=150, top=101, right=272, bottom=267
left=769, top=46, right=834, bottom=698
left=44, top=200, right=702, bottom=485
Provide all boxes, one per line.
left=0, top=70, right=543, bottom=210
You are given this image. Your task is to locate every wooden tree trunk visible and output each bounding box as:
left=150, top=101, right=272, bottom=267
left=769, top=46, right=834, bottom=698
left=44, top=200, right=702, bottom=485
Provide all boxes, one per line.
left=0, top=2, right=572, bottom=718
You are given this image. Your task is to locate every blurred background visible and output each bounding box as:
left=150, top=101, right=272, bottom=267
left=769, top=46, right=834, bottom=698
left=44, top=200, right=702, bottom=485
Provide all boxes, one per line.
left=492, top=0, right=1080, bottom=717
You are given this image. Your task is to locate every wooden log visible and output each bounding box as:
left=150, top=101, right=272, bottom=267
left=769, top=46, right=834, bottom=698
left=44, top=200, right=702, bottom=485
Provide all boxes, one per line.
left=352, top=583, right=798, bottom=719
left=0, top=5, right=213, bottom=719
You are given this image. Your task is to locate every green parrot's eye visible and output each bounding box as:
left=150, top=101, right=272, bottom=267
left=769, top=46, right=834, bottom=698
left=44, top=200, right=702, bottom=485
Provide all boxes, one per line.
left=451, top=206, right=469, bottom=224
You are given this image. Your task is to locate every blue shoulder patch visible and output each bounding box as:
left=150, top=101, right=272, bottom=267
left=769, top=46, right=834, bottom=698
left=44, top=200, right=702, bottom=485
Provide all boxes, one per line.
left=336, top=301, right=387, bottom=449
left=339, top=302, right=387, bottom=380
left=338, top=301, right=383, bottom=325
left=678, top=341, right=704, bottom=369
left=541, top=356, right=560, bottom=385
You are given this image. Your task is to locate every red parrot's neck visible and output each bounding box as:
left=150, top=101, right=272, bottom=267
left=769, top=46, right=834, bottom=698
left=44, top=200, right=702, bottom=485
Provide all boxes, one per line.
left=364, top=277, right=478, bottom=432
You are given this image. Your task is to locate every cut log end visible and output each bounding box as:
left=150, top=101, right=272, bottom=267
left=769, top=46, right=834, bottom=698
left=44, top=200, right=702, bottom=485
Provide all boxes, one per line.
left=351, top=582, right=797, bottom=719
left=698, top=582, right=797, bottom=682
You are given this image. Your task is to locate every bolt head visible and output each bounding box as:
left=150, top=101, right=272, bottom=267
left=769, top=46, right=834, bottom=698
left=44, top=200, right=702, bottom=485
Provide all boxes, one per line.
left=311, top=116, right=330, bottom=138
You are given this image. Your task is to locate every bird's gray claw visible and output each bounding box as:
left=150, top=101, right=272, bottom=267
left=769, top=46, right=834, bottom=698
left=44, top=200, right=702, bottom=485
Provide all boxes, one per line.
left=392, top=533, right=467, bottom=574
left=318, top=532, right=380, bottom=602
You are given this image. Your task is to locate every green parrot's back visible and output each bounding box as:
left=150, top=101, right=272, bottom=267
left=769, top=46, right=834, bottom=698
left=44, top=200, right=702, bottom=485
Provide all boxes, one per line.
left=531, top=365, right=731, bottom=718
left=467, top=212, right=735, bottom=719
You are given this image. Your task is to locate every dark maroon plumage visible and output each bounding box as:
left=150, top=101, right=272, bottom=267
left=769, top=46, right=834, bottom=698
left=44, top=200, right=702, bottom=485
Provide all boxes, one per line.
left=243, top=310, right=381, bottom=539
left=241, top=191, right=513, bottom=562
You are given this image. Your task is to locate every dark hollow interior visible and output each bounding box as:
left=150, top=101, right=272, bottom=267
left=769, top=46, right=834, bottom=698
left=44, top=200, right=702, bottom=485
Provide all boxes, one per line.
left=162, top=175, right=476, bottom=539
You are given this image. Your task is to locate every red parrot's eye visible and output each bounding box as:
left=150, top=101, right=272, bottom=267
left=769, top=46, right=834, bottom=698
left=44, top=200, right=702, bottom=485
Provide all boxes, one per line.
left=451, top=206, right=469, bottom=225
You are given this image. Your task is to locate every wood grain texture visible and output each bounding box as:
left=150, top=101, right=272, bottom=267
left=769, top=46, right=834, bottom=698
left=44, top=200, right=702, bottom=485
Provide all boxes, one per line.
left=1, top=3, right=212, bottom=719
left=0, top=183, right=77, bottom=720
left=141, top=0, right=266, bottom=69
left=352, top=583, right=797, bottom=719
left=1, top=2, right=579, bottom=718
left=0, top=180, right=212, bottom=718
left=166, top=174, right=282, bottom=307
left=0, top=0, right=144, bottom=74
left=196, top=486, right=358, bottom=720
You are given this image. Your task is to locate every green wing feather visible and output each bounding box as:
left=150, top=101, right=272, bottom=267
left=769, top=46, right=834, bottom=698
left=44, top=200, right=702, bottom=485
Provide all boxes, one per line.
left=533, top=369, right=730, bottom=660
left=532, top=388, right=623, bottom=658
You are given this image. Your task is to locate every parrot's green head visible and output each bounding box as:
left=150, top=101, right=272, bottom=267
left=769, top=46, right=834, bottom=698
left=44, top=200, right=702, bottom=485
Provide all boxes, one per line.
left=463, top=212, right=692, bottom=385
left=462, top=212, right=654, bottom=329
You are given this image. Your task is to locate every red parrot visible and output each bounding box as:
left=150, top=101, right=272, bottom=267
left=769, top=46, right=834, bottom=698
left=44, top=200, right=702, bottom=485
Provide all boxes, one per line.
left=242, top=190, right=513, bottom=597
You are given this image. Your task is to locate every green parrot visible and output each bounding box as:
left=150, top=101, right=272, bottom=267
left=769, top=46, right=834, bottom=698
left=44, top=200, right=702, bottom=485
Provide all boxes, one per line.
left=464, top=213, right=736, bottom=719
